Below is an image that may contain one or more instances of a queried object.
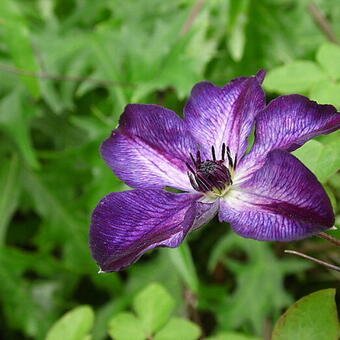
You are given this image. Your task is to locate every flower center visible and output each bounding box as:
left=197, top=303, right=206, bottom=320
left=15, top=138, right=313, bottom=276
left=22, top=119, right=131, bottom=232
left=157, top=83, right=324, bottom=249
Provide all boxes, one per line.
left=186, top=143, right=236, bottom=196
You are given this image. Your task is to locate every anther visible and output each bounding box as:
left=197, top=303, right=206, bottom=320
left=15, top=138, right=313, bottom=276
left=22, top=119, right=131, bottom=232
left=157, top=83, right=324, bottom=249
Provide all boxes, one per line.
left=211, top=146, right=216, bottom=161
left=190, top=153, right=196, bottom=166
left=185, top=162, right=195, bottom=174
left=196, top=150, right=201, bottom=164
left=226, top=146, right=233, bottom=168
left=221, top=143, right=226, bottom=161
left=234, top=154, right=238, bottom=169
left=186, top=144, right=235, bottom=194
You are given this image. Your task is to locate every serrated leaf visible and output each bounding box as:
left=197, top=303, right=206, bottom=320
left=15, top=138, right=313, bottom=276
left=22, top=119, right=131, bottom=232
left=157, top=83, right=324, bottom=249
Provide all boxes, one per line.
left=23, top=169, right=92, bottom=271
left=133, top=283, right=175, bottom=334
left=154, top=317, right=201, bottom=340
left=227, top=0, right=250, bottom=61
left=91, top=35, right=127, bottom=113
left=208, top=234, right=312, bottom=334
left=264, top=61, right=326, bottom=94
left=0, top=155, right=21, bottom=245
left=0, top=0, right=40, bottom=97
left=272, top=289, right=339, bottom=340
left=0, top=91, right=39, bottom=168
left=108, top=312, right=146, bottom=340
left=316, top=42, right=340, bottom=80
left=46, top=306, right=94, bottom=340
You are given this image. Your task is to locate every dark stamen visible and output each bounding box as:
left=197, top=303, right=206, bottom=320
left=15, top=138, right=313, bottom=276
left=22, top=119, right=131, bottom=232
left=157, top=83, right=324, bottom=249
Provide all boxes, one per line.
left=226, top=146, right=233, bottom=168
left=190, top=153, right=196, bottom=165
left=196, top=150, right=201, bottom=164
left=186, top=144, right=235, bottom=193
left=211, top=146, right=216, bottom=161
left=195, top=175, right=211, bottom=191
left=234, top=154, right=238, bottom=169
left=185, top=162, right=195, bottom=174
left=221, top=143, right=226, bottom=161
left=188, top=173, right=199, bottom=191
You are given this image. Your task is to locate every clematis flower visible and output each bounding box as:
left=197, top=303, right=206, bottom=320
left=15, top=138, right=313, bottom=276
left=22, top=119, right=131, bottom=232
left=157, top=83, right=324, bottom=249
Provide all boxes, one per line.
left=90, top=70, right=340, bottom=272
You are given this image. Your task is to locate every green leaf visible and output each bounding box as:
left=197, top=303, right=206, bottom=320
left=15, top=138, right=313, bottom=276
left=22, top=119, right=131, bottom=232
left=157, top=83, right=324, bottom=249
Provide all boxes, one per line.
left=316, top=42, right=340, bottom=80
left=293, top=133, right=340, bottom=183
left=0, top=155, right=21, bottom=245
left=23, top=169, right=92, bottom=271
left=205, top=332, right=262, bottom=340
left=208, top=234, right=312, bottom=334
left=91, top=35, right=127, bottom=113
left=46, top=306, right=94, bottom=340
left=264, top=61, right=326, bottom=94
left=227, top=0, right=250, bottom=61
left=0, top=0, right=40, bottom=97
left=0, top=91, right=39, bottom=168
left=108, top=312, right=146, bottom=340
left=154, top=317, right=201, bottom=340
left=310, top=81, right=340, bottom=108
left=168, top=242, right=199, bottom=293
left=133, top=283, right=175, bottom=334
left=272, top=289, right=339, bottom=340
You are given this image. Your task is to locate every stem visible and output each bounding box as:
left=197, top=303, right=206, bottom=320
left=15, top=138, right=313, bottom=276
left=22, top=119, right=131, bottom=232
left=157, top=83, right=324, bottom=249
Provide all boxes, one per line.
left=284, top=250, right=340, bottom=272
left=0, top=63, right=135, bottom=88
left=183, top=286, right=204, bottom=338
left=181, top=0, right=206, bottom=36
left=308, top=2, right=339, bottom=44
left=318, top=232, right=340, bottom=247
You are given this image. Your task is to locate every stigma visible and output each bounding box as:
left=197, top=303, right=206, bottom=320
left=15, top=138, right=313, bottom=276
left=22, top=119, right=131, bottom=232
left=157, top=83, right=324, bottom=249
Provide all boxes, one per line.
left=186, top=143, right=236, bottom=197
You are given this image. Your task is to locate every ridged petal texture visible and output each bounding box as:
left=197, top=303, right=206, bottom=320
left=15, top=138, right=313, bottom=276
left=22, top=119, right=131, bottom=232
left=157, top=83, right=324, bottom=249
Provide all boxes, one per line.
left=220, top=150, right=334, bottom=241
left=90, top=189, right=216, bottom=272
left=183, top=71, right=266, bottom=159
left=237, top=94, right=340, bottom=181
left=90, top=71, right=339, bottom=271
left=101, top=104, right=197, bottom=191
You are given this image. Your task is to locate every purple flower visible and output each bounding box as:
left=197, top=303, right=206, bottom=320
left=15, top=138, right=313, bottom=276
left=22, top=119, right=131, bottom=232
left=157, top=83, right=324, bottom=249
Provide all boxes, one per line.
left=90, top=70, right=340, bottom=272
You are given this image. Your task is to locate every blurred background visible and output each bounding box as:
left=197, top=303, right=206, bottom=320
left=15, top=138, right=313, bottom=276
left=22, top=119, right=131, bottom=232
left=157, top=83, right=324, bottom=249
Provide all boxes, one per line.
left=0, top=0, right=339, bottom=339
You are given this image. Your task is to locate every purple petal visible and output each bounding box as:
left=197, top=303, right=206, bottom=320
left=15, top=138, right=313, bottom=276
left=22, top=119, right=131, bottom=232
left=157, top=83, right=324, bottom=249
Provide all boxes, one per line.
left=101, top=104, right=198, bottom=191
left=238, top=95, right=340, bottom=180
left=90, top=189, right=215, bottom=272
left=220, top=150, right=334, bottom=241
left=183, top=72, right=265, bottom=159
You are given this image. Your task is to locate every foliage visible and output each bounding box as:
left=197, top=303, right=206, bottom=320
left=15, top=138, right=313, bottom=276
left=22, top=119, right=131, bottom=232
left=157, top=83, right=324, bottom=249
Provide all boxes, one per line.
left=44, top=284, right=339, bottom=340
left=0, top=0, right=339, bottom=339
left=272, top=289, right=339, bottom=340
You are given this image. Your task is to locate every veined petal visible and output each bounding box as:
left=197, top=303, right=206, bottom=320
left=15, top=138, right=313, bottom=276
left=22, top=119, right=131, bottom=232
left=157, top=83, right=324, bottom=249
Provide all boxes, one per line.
left=220, top=150, right=334, bottom=241
left=183, top=71, right=265, bottom=159
left=237, top=95, right=340, bottom=181
left=101, top=104, right=198, bottom=191
left=90, top=189, right=215, bottom=272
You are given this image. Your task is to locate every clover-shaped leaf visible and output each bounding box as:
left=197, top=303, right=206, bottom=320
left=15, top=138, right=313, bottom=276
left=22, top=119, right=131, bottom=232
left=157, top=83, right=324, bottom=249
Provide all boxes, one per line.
left=316, top=43, right=340, bottom=80
left=108, top=312, right=146, bottom=340
left=154, top=317, right=201, bottom=340
left=46, top=306, right=94, bottom=340
left=108, top=283, right=201, bottom=340
left=133, top=283, right=176, bottom=334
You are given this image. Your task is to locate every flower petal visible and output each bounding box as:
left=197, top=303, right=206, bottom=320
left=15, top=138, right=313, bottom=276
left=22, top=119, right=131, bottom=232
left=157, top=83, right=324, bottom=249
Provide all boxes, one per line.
left=183, top=71, right=265, bottom=159
left=237, top=95, right=340, bottom=180
left=219, top=150, right=334, bottom=241
left=90, top=189, right=215, bottom=272
left=101, top=104, right=198, bottom=191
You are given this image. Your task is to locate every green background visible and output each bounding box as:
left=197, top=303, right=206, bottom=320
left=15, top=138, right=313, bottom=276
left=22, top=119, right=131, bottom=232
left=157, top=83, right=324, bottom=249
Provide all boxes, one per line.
left=0, top=0, right=339, bottom=339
